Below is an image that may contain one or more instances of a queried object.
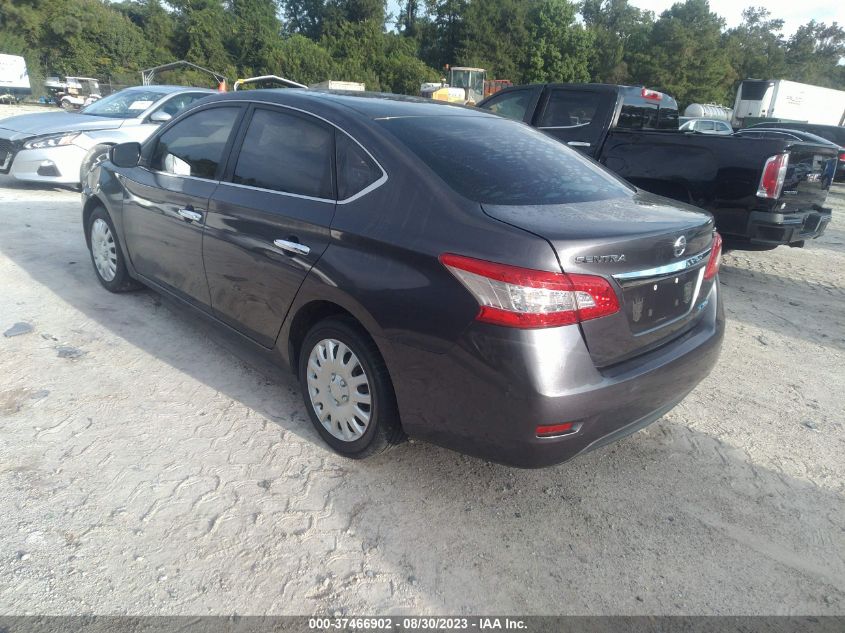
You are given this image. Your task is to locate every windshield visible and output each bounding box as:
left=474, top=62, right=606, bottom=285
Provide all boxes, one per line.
left=380, top=115, right=632, bottom=205
left=80, top=89, right=167, bottom=119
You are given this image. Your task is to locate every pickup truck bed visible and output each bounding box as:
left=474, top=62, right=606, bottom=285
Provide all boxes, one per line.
left=477, top=83, right=835, bottom=248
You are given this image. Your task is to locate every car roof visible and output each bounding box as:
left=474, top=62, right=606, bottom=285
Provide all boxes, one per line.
left=122, top=85, right=216, bottom=95
left=207, top=88, right=493, bottom=120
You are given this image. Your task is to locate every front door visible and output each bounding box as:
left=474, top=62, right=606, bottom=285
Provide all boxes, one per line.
left=203, top=105, right=337, bottom=348
left=121, top=105, right=242, bottom=308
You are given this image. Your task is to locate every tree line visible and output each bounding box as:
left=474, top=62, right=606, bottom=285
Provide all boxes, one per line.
left=1, top=0, right=844, bottom=107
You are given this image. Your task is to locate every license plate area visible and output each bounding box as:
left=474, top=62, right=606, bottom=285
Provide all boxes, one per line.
left=621, top=267, right=704, bottom=334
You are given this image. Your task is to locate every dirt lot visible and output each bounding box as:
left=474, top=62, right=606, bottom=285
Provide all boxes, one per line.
left=0, top=177, right=842, bottom=616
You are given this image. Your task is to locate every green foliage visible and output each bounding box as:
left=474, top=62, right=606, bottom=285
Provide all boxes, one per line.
left=0, top=0, right=842, bottom=104
left=632, top=0, right=736, bottom=105
left=523, top=0, right=593, bottom=84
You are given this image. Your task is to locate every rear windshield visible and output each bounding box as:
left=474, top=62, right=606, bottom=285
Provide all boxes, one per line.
left=379, top=115, right=632, bottom=205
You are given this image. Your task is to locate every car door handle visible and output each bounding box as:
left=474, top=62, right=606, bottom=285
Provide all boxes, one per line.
left=177, top=208, right=203, bottom=222
left=274, top=239, right=311, bottom=256
left=567, top=141, right=591, bottom=147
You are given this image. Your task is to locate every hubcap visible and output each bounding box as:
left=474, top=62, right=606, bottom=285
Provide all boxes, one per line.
left=306, top=338, right=372, bottom=442
left=90, top=218, right=117, bottom=282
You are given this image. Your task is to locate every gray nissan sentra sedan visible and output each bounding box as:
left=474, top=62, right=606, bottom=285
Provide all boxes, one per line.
left=81, top=90, right=724, bottom=468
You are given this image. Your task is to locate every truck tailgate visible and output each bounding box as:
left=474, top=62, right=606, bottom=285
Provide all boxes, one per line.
left=780, top=142, right=838, bottom=212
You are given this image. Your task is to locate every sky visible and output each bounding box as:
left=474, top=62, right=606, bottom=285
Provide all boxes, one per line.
left=630, top=0, right=844, bottom=35
left=386, top=0, right=844, bottom=36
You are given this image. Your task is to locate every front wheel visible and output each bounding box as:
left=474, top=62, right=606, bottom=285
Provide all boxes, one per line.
left=86, top=207, right=141, bottom=292
left=299, top=318, right=404, bottom=458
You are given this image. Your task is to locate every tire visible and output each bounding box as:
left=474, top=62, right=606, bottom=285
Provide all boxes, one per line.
left=86, top=207, right=141, bottom=293
left=79, top=144, right=111, bottom=186
left=298, top=317, right=404, bottom=458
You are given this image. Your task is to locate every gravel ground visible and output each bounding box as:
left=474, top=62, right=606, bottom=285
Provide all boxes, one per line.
left=0, top=180, right=843, bottom=616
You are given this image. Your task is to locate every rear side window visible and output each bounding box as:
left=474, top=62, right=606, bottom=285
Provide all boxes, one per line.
left=231, top=108, right=334, bottom=199
left=336, top=133, right=382, bottom=200
left=380, top=115, right=631, bottom=205
left=151, top=106, right=240, bottom=179
left=482, top=89, right=532, bottom=121
left=538, top=90, right=601, bottom=128
left=156, top=92, right=209, bottom=117
left=618, top=103, right=658, bottom=130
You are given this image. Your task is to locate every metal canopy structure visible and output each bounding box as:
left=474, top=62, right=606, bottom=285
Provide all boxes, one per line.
left=233, top=75, right=308, bottom=91
left=140, top=61, right=227, bottom=87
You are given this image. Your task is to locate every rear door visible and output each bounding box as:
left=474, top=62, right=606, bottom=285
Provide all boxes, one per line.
left=202, top=105, right=336, bottom=348
left=532, top=86, right=616, bottom=157
left=121, top=104, right=243, bottom=307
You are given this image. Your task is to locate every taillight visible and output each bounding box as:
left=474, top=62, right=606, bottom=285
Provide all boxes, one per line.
left=838, top=151, right=845, bottom=162
left=641, top=87, right=662, bottom=101
left=439, top=253, right=620, bottom=328
left=756, top=153, right=789, bottom=199
left=703, top=232, right=722, bottom=281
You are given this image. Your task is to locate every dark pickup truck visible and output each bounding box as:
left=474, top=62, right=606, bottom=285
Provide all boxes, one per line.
left=477, top=83, right=836, bottom=249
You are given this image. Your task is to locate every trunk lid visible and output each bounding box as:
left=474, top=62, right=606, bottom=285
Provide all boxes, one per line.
left=482, top=191, right=716, bottom=366
left=779, top=141, right=838, bottom=212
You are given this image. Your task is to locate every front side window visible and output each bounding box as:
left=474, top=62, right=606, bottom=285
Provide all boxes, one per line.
left=336, top=133, right=382, bottom=200
left=231, top=108, right=334, bottom=199
left=155, top=92, right=209, bottom=118
left=539, top=91, right=601, bottom=128
left=482, top=90, right=531, bottom=121
left=150, top=106, right=240, bottom=179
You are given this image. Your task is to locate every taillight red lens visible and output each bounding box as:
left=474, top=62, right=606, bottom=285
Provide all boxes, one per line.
left=756, top=153, right=789, bottom=199
left=439, top=253, right=620, bottom=329
left=641, top=87, right=662, bottom=101
left=703, top=232, right=722, bottom=281
left=839, top=152, right=845, bottom=161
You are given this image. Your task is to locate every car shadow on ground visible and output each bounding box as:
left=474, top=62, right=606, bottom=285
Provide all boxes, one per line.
left=1, top=197, right=844, bottom=613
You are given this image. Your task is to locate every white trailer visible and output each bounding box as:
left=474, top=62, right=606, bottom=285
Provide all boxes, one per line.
left=0, top=54, right=31, bottom=101
left=732, top=79, right=845, bottom=128
left=310, top=80, right=365, bottom=92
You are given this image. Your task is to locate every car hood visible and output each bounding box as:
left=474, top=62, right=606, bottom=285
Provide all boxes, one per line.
left=0, top=111, right=125, bottom=140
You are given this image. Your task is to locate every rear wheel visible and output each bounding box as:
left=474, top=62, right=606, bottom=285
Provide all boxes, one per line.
left=86, top=207, right=140, bottom=292
left=298, top=317, right=404, bottom=458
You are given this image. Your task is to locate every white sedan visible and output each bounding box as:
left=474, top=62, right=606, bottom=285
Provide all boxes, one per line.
left=0, top=85, right=213, bottom=186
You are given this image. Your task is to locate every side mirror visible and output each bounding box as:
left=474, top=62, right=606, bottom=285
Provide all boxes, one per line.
left=149, top=110, right=172, bottom=124
left=110, top=142, right=141, bottom=168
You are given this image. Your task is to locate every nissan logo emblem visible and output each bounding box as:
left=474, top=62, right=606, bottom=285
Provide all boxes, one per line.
left=673, top=236, right=687, bottom=258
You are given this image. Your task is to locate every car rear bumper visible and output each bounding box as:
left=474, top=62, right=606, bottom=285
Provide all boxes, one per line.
left=745, top=208, right=832, bottom=245
left=385, top=281, right=724, bottom=468
left=0, top=144, right=86, bottom=185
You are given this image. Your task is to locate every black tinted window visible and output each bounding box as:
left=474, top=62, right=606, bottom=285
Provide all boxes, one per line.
left=336, top=133, right=382, bottom=200
left=482, top=90, right=531, bottom=121
left=618, top=103, right=658, bottom=130
left=539, top=91, right=601, bottom=128
left=232, top=108, right=334, bottom=199
left=380, top=115, right=631, bottom=205
left=151, top=107, right=239, bottom=179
